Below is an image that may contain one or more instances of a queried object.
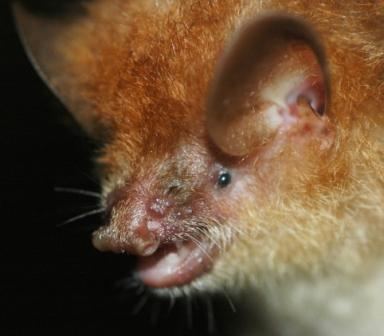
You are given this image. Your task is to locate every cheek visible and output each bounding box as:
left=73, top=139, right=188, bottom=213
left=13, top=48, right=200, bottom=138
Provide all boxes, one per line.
left=211, top=169, right=266, bottom=220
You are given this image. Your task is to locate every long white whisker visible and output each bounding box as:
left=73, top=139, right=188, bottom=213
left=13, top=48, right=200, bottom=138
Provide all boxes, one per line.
left=57, top=208, right=105, bottom=227
left=167, top=291, right=176, bottom=314
left=55, top=187, right=102, bottom=199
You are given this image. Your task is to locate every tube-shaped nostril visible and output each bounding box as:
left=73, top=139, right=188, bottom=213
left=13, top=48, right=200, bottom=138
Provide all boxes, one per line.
left=92, top=220, right=160, bottom=256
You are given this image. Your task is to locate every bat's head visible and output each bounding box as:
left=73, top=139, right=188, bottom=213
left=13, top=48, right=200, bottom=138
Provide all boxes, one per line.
left=14, top=0, right=384, bottom=294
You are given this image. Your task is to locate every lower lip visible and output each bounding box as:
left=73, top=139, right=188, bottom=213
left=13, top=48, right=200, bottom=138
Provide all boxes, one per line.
left=136, top=239, right=216, bottom=288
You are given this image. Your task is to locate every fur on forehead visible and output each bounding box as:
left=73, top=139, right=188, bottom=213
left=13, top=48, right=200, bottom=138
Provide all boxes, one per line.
left=56, top=0, right=380, bottom=196
left=46, top=0, right=383, bottom=135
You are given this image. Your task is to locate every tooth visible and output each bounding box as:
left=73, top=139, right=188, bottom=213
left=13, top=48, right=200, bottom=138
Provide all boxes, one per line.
left=141, top=239, right=160, bottom=256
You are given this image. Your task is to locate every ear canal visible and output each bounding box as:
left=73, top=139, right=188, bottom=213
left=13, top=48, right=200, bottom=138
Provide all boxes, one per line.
left=13, top=2, right=98, bottom=137
left=206, top=13, right=330, bottom=157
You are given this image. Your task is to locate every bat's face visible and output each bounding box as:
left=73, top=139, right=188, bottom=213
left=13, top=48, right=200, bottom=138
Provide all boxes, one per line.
left=14, top=0, right=384, bottom=295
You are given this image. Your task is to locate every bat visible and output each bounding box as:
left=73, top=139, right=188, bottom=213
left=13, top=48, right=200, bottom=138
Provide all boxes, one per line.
left=13, top=0, right=384, bottom=335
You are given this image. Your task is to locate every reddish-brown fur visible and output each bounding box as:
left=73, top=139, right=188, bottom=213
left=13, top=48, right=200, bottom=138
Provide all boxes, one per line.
left=23, top=0, right=382, bottom=192
left=14, top=1, right=384, bottom=335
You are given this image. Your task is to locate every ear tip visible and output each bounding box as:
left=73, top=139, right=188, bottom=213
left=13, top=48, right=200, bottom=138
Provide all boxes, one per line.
left=12, top=2, right=99, bottom=137
left=13, top=3, right=63, bottom=102
left=243, top=11, right=328, bottom=61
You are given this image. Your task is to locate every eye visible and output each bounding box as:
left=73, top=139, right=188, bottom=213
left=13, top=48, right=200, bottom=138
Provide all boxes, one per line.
left=217, top=170, right=232, bottom=188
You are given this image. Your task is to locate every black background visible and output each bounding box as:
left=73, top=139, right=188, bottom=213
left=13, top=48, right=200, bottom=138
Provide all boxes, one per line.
left=1, top=1, right=248, bottom=335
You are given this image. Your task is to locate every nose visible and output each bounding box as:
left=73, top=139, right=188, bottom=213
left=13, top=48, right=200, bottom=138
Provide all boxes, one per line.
left=92, top=193, right=178, bottom=256
left=92, top=216, right=161, bottom=256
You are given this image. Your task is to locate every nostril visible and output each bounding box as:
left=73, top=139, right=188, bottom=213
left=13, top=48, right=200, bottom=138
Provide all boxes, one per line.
left=92, top=224, right=160, bottom=256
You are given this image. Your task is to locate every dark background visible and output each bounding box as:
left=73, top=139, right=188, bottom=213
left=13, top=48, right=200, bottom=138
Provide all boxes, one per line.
left=0, top=1, right=247, bottom=335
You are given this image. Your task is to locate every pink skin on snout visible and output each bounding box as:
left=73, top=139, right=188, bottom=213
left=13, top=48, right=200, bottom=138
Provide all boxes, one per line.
left=92, top=164, right=220, bottom=288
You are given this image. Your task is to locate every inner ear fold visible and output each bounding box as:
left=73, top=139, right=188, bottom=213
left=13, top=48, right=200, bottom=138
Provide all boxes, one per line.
left=206, top=13, right=330, bottom=157
left=13, top=2, right=98, bottom=137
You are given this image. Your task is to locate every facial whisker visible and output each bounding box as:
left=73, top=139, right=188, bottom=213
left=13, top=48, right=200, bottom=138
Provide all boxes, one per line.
left=55, top=187, right=102, bottom=199
left=186, top=292, right=193, bottom=329
left=58, top=204, right=104, bottom=213
left=57, top=208, right=105, bottom=227
left=193, top=225, right=222, bottom=251
left=131, top=292, right=150, bottom=315
left=222, top=289, right=237, bottom=313
left=205, top=295, right=216, bottom=334
left=186, top=234, right=214, bottom=263
left=115, top=277, right=142, bottom=291
left=167, top=290, right=176, bottom=314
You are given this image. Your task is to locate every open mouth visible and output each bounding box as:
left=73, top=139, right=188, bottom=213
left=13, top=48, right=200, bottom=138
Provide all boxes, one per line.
left=137, top=239, right=217, bottom=288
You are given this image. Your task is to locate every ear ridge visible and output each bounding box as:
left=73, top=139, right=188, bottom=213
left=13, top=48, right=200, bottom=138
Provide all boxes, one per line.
left=206, top=13, right=331, bottom=157
left=13, top=2, right=97, bottom=136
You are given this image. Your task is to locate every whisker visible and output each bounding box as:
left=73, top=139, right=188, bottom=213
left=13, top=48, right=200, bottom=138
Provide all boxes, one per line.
left=78, top=170, right=100, bottom=186
left=222, top=289, right=237, bottom=313
left=135, top=282, right=146, bottom=296
left=193, top=220, right=232, bottom=253
left=55, top=187, right=102, bottom=199
left=186, top=293, right=193, bottom=330
left=132, top=292, right=150, bottom=315
left=167, top=291, right=176, bottom=315
left=56, top=204, right=103, bottom=214
left=194, top=225, right=223, bottom=252
left=57, top=208, right=105, bottom=227
left=205, top=296, right=216, bottom=335
left=225, top=220, right=246, bottom=236
left=187, top=234, right=214, bottom=263
left=115, top=277, right=142, bottom=291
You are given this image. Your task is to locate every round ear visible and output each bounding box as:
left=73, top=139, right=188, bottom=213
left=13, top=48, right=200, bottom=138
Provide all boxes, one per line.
left=13, top=2, right=98, bottom=136
left=206, top=13, right=330, bottom=156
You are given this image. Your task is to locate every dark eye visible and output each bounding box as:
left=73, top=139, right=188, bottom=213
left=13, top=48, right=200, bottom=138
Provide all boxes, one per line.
left=217, top=170, right=232, bottom=188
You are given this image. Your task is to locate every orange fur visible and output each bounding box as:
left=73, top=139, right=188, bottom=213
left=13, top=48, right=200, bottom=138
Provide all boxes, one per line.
left=14, top=1, right=384, bottom=334
left=46, top=0, right=383, bottom=184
